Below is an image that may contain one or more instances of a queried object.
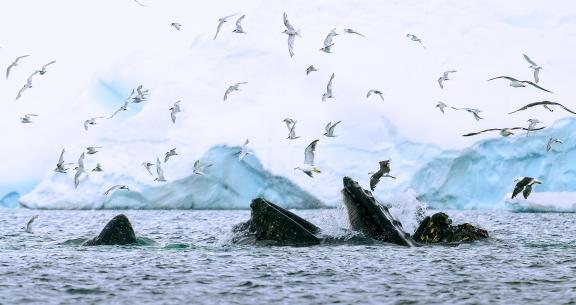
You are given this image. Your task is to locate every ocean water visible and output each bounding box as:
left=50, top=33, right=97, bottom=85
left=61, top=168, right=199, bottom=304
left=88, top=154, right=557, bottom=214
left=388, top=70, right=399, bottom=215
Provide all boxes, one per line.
left=0, top=209, right=575, bottom=305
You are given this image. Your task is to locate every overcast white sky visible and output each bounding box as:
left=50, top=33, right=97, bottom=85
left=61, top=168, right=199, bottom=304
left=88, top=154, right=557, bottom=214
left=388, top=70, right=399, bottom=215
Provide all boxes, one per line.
left=1, top=0, right=576, bottom=197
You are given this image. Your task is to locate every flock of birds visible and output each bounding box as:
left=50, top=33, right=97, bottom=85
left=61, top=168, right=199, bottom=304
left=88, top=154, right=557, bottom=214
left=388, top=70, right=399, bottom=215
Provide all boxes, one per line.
left=8, top=3, right=575, bottom=232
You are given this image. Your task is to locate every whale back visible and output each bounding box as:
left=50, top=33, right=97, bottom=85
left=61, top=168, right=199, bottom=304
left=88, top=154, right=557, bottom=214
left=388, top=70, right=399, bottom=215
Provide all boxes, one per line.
left=83, top=214, right=137, bottom=246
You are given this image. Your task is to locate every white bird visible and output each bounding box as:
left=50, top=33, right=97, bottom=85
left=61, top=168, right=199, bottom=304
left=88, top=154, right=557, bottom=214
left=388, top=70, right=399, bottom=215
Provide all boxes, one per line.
left=282, top=12, right=301, bottom=57
left=546, top=138, right=563, bottom=152
left=436, top=102, right=448, bottom=114
left=323, top=121, right=341, bottom=137
left=108, top=89, right=133, bottom=119
left=193, top=160, right=212, bottom=176
left=38, top=61, right=56, bottom=75
left=224, top=82, right=247, bottom=101
left=526, top=119, right=542, bottom=136
left=294, top=139, right=321, bottom=178
left=487, top=76, right=552, bottom=93
left=287, top=121, right=300, bottom=140
left=451, top=107, right=483, bottom=121
left=132, top=85, right=149, bottom=103
left=214, top=13, right=238, bottom=40
left=369, top=160, right=396, bottom=191
left=84, top=117, right=104, bottom=131
left=154, top=157, right=166, bottom=182
left=438, top=70, right=457, bottom=89
left=508, top=101, right=576, bottom=115
left=320, top=29, right=338, bottom=53
left=523, top=54, right=542, bottom=83
left=322, top=73, right=335, bottom=101
left=170, top=100, right=181, bottom=123
left=165, top=148, right=178, bottom=163
left=344, top=28, right=365, bottom=37
left=20, top=114, right=38, bottom=124
left=54, top=149, right=72, bottom=173
left=366, top=89, right=384, bottom=102
left=171, top=22, right=182, bottom=31
left=104, top=185, right=130, bottom=196
left=461, top=126, right=545, bottom=137
left=406, top=34, right=426, bottom=49
left=24, top=215, right=38, bottom=234
left=142, top=162, right=155, bottom=176
left=92, top=163, right=103, bottom=172
left=512, top=177, right=541, bottom=199
left=306, top=65, right=318, bottom=75
left=74, top=153, right=86, bottom=189
left=238, top=139, right=251, bottom=161
left=15, top=70, right=39, bottom=100
left=233, top=15, right=246, bottom=33
left=86, top=146, right=101, bottom=155
left=6, top=55, right=30, bottom=79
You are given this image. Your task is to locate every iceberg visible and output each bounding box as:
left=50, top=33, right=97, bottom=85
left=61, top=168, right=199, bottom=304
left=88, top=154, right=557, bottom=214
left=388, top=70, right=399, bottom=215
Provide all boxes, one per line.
left=19, top=146, right=325, bottom=210
left=0, top=192, right=20, bottom=208
left=505, top=192, right=576, bottom=213
left=410, top=118, right=576, bottom=209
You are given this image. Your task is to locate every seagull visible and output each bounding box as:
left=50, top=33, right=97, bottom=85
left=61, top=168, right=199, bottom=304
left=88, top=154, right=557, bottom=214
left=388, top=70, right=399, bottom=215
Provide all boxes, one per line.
left=306, top=65, right=318, bottom=75
left=38, top=61, right=56, bottom=75
left=233, top=15, right=246, bottom=33
left=92, top=163, right=103, bottom=172
left=108, top=90, right=133, bottom=119
left=436, top=102, right=448, bottom=114
left=366, top=89, right=384, bottom=102
left=523, top=54, right=542, bottom=83
left=165, top=148, right=178, bottom=163
left=282, top=12, right=301, bottom=57
left=322, top=73, right=335, bottom=101
left=294, top=139, right=321, bottom=178
left=526, top=119, right=542, bottom=136
left=170, top=100, right=181, bottom=123
left=193, top=160, right=212, bottom=176
left=171, top=22, right=182, bottom=31
left=104, top=185, right=130, bottom=196
left=344, top=28, right=365, bottom=37
left=6, top=55, right=30, bottom=79
left=320, top=29, right=338, bottom=53
left=487, top=76, right=552, bottom=93
left=54, top=149, right=72, bottom=173
left=438, top=70, right=457, bottom=89
left=511, top=177, right=541, bottom=199
left=214, top=13, right=238, bottom=40
left=84, top=117, right=104, bottom=131
left=406, top=34, right=426, bottom=49
left=287, top=121, right=300, bottom=140
left=508, top=101, right=576, bottom=115
left=237, top=139, right=251, bottom=161
left=132, top=85, right=149, bottom=103
left=154, top=157, right=166, bottom=182
left=142, top=162, right=155, bottom=176
left=369, top=160, right=396, bottom=191
left=86, top=146, right=101, bottom=155
left=73, top=153, right=85, bottom=189
left=24, top=215, right=38, bottom=234
left=323, top=121, right=341, bottom=137
left=223, top=82, right=247, bottom=101
left=20, top=114, right=38, bottom=124
left=462, top=126, right=545, bottom=137
left=546, top=138, right=563, bottom=152
left=451, top=107, right=483, bottom=121
left=15, top=70, right=40, bottom=100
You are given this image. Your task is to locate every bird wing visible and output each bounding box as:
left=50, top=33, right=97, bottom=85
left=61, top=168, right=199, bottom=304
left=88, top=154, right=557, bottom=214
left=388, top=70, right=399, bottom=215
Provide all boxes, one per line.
left=27, top=70, right=39, bottom=85
left=366, top=90, right=374, bottom=98
left=329, top=120, right=342, bottom=133
left=104, top=185, right=119, bottom=195
left=58, top=149, right=65, bottom=165
left=27, top=215, right=38, bottom=228
left=556, top=102, right=576, bottom=114
left=214, top=20, right=225, bottom=40
left=438, top=77, right=444, bottom=89
left=522, top=81, right=553, bottom=93
left=287, top=34, right=295, bottom=57
left=511, top=184, right=524, bottom=199
left=15, top=85, right=28, bottom=100
left=78, top=152, right=85, bottom=169
left=487, top=76, right=518, bottom=82
left=304, top=139, right=319, bottom=166
left=369, top=171, right=383, bottom=191
left=194, top=160, right=200, bottom=169
left=472, top=112, right=483, bottom=121
left=326, top=73, right=334, bottom=93
left=324, top=122, right=332, bottom=133
left=171, top=110, right=176, bottom=123
left=108, top=107, right=123, bottom=119
left=522, top=185, right=534, bottom=199
left=523, top=54, right=537, bottom=66
left=84, top=120, right=90, bottom=130
left=324, top=30, right=336, bottom=47
left=288, top=123, right=297, bottom=137
left=507, top=102, right=540, bottom=114
left=283, top=12, right=294, bottom=31
left=156, top=157, right=164, bottom=179
left=235, top=15, right=245, bottom=29
left=74, top=170, right=82, bottom=189
left=443, top=70, right=457, bottom=77
left=42, top=60, right=56, bottom=70
left=533, top=68, right=540, bottom=83
left=6, top=63, right=15, bottom=79
left=461, top=128, right=504, bottom=137
left=223, top=86, right=233, bottom=101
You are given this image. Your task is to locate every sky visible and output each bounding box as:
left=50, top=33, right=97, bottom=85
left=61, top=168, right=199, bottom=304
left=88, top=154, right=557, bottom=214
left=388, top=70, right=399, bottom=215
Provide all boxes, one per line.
left=1, top=0, right=576, bottom=197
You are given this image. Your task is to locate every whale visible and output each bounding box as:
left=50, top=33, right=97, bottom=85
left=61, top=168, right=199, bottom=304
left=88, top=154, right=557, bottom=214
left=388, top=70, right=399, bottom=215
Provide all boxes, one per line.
left=83, top=214, right=138, bottom=246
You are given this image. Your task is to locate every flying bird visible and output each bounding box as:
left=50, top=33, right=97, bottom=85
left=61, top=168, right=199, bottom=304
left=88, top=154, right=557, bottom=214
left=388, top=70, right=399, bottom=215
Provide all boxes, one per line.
left=526, top=119, right=542, bottom=136
left=104, top=185, right=130, bottom=196
left=154, top=157, right=166, bottom=182
left=306, top=65, right=318, bottom=75
left=462, top=126, right=545, bottom=137
left=193, top=160, right=212, bottom=176
left=20, top=114, right=38, bottom=124
left=436, top=102, right=448, bottom=113
left=294, top=139, right=321, bottom=178
left=170, top=100, right=181, bottom=123
left=282, top=12, right=301, bottom=57
left=320, top=29, right=338, bottom=53
left=38, top=61, right=56, bottom=75
left=132, top=85, right=149, bottom=103
left=54, top=149, right=72, bottom=173
left=344, top=28, right=365, bottom=37
left=74, top=153, right=86, bottom=189
left=287, top=121, right=300, bottom=140
left=323, top=121, right=341, bottom=137
left=406, top=34, right=426, bottom=49
left=233, top=15, right=246, bottom=33
left=165, top=148, right=178, bottom=163
left=23, top=215, right=38, bottom=234
left=6, top=55, right=30, bottom=79
left=369, top=160, right=396, bottom=191
left=142, top=162, right=155, bottom=176
left=86, top=146, right=101, bottom=155
left=451, top=107, right=483, bottom=121
left=171, top=22, right=182, bottom=31
left=223, top=82, right=247, bottom=101
left=92, top=163, right=103, bottom=172
left=237, top=139, right=251, bottom=161
left=523, top=54, right=542, bottom=83
left=366, top=89, right=384, bottom=102
left=546, top=138, right=563, bottom=152
left=508, top=101, right=576, bottom=115
left=438, top=70, right=457, bottom=89
left=322, top=73, right=335, bottom=101
left=511, top=177, right=541, bottom=199
left=15, top=70, right=39, bottom=100
left=84, top=117, right=104, bottom=131
left=108, top=90, right=133, bottom=119
left=214, top=13, right=238, bottom=40
left=487, top=76, right=552, bottom=93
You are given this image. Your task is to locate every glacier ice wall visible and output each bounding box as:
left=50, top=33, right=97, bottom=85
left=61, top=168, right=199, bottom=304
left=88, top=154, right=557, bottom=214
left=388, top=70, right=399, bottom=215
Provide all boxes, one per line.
left=19, top=146, right=325, bottom=210
left=410, top=118, right=576, bottom=209
left=0, top=192, right=20, bottom=208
